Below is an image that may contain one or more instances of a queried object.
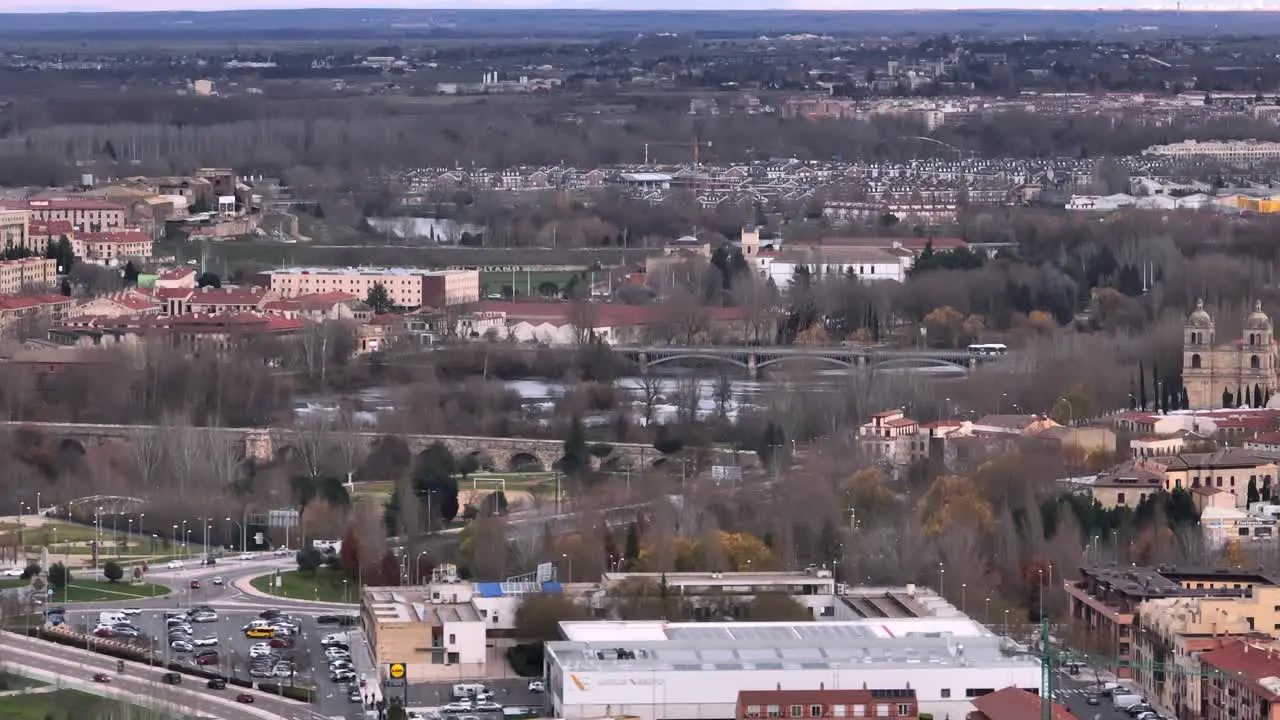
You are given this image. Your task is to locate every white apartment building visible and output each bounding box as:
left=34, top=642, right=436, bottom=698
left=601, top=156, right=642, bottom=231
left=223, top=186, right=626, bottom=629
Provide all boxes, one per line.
left=1142, top=139, right=1280, bottom=163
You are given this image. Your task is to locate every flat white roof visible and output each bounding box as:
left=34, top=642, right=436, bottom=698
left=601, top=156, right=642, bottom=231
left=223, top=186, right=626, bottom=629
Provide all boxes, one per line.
left=558, top=618, right=991, bottom=644
left=548, top=618, right=1025, bottom=674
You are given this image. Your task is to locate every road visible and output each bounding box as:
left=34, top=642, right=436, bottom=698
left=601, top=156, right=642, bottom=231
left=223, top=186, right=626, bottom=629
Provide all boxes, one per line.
left=1051, top=668, right=1136, bottom=720
left=0, top=630, right=329, bottom=720
left=38, top=553, right=368, bottom=720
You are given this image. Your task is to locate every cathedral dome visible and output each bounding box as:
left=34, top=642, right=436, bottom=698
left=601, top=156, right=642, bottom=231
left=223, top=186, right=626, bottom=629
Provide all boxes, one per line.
left=1246, top=300, right=1272, bottom=330
left=1187, top=298, right=1213, bottom=328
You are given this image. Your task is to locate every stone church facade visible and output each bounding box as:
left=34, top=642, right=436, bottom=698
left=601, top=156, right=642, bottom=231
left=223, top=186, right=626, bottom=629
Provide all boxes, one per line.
left=1183, top=300, right=1279, bottom=410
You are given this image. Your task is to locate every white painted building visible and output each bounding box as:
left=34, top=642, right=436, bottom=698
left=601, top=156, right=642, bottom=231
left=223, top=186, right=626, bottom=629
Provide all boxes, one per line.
left=756, top=246, right=912, bottom=286
left=544, top=618, right=1041, bottom=720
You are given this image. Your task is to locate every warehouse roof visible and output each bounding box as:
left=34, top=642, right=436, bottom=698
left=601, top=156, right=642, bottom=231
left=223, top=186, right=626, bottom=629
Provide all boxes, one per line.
left=548, top=618, right=1029, bottom=673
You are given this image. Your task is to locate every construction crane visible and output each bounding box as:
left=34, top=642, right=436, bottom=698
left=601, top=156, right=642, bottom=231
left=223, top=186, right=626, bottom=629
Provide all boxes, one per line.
left=643, top=138, right=713, bottom=166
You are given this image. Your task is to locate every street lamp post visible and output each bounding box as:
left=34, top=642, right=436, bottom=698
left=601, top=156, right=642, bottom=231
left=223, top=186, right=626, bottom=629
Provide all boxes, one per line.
left=961, top=583, right=967, bottom=614
left=95, top=506, right=103, bottom=570
left=126, top=519, right=133, bottom=556
left=226, top=517, right=244, bottom=552
left=562, top=553, right=572, bottom=583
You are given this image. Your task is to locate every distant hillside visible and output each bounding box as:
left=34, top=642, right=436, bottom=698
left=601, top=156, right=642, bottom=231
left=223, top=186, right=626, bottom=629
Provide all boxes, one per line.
left=2, top=9, right=1280, bottom=40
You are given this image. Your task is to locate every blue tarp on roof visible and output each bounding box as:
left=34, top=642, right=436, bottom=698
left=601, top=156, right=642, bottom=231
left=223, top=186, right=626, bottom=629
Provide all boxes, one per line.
left=474, top=581, right=563, bottom=598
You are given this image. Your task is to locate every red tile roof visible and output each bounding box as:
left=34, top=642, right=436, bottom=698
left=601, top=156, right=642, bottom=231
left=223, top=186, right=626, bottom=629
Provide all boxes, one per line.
left=79, top=230, right=151, bottom=244
left=1250, top=432, right=1280, bottom=446
left=0, top=294, right=72, bottom=311
left=185, top=287, right=270, bottom=306
left=28, top=220, right=74, bottom=236
left=157, top=268, right=196, bottom=281
left=28, top=198, right=125, bottom=211
left=1199, top=640, right=1280, bottom=701
left=971, top=688, right=1076, bottom=720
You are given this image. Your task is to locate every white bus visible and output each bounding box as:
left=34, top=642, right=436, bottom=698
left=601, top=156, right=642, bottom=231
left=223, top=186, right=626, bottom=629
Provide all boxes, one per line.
left=966, top=343, right=1008, bottom=356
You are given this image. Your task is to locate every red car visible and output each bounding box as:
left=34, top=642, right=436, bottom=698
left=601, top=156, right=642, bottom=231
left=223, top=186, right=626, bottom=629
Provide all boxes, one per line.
left=189, top=579, right=201, bottom=589
left=92, top=673, right=110, bottom=683
left=195, top=654, right=219, bottom=666
left=93, top=628, right=113, bottom=637
left=269, top=637, right=292, bottom=648
left=235, top=693, right=254, bottom=704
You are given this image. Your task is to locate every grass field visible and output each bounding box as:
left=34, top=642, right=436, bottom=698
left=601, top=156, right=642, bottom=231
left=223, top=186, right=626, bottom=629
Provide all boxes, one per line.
left=19, top=580, right=172, bottom=603
left=0, top=671, right=46, bottom=691
left=250, top=567, right=355, bottom=604
left=2, top=521, right=180, bottom=559
left=0, top=689, right=165, bottom=720
left=480, top=270, right=582, bottom=297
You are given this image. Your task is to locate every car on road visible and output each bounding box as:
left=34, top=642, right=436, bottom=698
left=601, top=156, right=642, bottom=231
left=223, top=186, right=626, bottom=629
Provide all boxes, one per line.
left=170, top=640, right=194, bottom=652
left=161, top=672, right=182, bottom=685
left=92, top=673, right=111, bottom=683
left=528, top=680, right=545, bottom=693
left=349, top=688, right=362, bottom=703
left=1087, top=697, right=1101, bottom=706
left=273, top=548, right=290, bottom=557
left=189, top=579, right=201, bottom=589
left=207, top=677, right=226, bottom=690
left=316, top=614, right=340, bottom=625
left=211, top=576, right=223, bottom=585
left=235, top=693, right=254, bottom=704
left=121, top=608, right=141, bottom=616
left=193, top=637, right=218, bottom=647
left=239, top=552, right=255, bottom=560
left=166, top=560, right=184, bottom=569
left=331, top=668, right=356, bottom=682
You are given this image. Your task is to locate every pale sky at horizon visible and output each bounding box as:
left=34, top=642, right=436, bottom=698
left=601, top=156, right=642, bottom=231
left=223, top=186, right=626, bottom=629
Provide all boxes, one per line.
left=2, top=1, right=1279, bottom=12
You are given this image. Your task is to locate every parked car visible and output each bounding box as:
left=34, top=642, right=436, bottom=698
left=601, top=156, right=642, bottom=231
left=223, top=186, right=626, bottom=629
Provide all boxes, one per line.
left=161, top=672, right=182, bottom=685
left=528, top=680, right=545, bottom=693
left=196, top=654, right=219, bottom=666
left=121, top=608, right=141, bottom=616
left=245, top=628, right=274, bottom=639
left=191, top=612, right=217, bottom=623
left=193, top=637, right=218, bottom=647
left=170, top=640, right=194, bottom=652
left=316, top=614, right=340, bottom=625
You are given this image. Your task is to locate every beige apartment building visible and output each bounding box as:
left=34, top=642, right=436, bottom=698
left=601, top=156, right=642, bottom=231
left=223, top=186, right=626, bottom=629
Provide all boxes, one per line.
left=72, top=231, right=153, bottom=268
left=266, top=267, right=480, bottom=309
left=26, top=198, right=126, bottom=230
left=0, top=258, right=56, bottom=294
left=0, top=209, right=29, bottom=253
left=1133, top=592, right=1270, bottom=718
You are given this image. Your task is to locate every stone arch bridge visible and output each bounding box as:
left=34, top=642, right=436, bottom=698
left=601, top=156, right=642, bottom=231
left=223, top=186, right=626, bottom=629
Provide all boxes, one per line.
left=0, top=421, right=699, bottom=472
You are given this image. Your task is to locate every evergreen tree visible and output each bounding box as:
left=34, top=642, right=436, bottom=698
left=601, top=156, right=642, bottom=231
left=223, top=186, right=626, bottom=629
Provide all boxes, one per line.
left=561, top=414, right=590, bottom=477
left=1151, top=361, right=1160, bottom=411
left=1249, top=478, right=1261, bottom=505
left=1138, top=362, right=1147, bottom=410
left=623, top=524, right=641, bottom=563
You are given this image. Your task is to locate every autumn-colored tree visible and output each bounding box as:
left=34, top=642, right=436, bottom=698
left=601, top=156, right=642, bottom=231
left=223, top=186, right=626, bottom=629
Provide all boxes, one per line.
left=843, top=467, right=896, bottom=522
left=1224, top=538, right=1245, bottom=568
left=1025, top=309, right=1057, bottom=335
left=338, top=525, right=361, bottom=582
left=919, top=475, right=995, bottom=537
left=719, top=532, right=775, bottom=571
left=923, top=306, right=985, bottom=348
left=378, top=549, right=402, bottom=586
left=796, top=323, right=830, bottom=346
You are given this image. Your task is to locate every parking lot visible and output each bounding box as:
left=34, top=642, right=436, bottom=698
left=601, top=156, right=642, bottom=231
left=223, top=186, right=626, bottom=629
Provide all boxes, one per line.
left=60, top=603, right=370, bottom=715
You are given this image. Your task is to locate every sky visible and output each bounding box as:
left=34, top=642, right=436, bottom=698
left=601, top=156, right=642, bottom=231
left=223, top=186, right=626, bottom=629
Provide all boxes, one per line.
left=4, top=1, right=1280, bottom=11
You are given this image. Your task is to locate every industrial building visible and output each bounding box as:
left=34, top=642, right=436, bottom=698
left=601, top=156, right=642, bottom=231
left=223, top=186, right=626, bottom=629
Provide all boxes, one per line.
left=544, top=616, right=1041, bottom=720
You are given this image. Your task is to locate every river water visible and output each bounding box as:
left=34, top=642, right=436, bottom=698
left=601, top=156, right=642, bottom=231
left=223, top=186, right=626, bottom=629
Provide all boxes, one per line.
left=294, top=366, right=964, bottom=427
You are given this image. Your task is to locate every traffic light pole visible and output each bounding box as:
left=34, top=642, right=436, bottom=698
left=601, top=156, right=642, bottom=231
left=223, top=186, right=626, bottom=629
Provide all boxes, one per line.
left=1041, top=618, right=1052, bottom=720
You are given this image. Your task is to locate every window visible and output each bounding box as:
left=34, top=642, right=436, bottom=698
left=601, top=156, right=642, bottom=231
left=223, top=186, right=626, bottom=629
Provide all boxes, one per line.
left=791, top=705, right=803, bottom=717
left=833, top=706, right=846, bottom=718
left=811, top=705, right=823, bottom=717
left=875, top=705, right=890, bottom=717
left=1117, top=492, right=1126, bottom=505
left=1192, top=354, right=1202, bottom=369
left=897, top=705, right=911, bottom=717
left=747, top=706, right=762, bottom=718
left=1253, top=355, right=1262, bottom=370
left=966, top=690, right=994, bottom=698
left=767, top=706, right=781, bottom=718
left=852, top=705, right=866, bottom=717
left=940, top=690, right=951, bottom=699
left=448, top=634, right=456, bottom=644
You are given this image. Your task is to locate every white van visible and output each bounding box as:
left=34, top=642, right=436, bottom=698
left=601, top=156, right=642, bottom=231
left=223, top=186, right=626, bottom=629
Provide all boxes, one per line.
left=99, top=612, right=127, bottom=626
left=452, top=682, right=488, bottom=699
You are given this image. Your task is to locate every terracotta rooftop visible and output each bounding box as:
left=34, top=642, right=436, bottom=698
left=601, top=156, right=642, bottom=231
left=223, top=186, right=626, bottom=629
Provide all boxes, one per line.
left=79, top=230, right=151, bottom=244
left=970, top=688, right=1076, bottom=720
left=1199, top=640, right=1280, bottom=701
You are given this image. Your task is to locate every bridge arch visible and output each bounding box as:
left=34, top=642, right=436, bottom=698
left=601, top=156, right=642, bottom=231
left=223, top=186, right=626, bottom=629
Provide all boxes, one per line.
left=756, top=355, right=856, bottom=371
left=508, top=452, right=544, bottom=472
left=869, top=357, right=970, bottom=372
left=644, top=353, right=750, bottom=370
left=58, top=437, right=87, bottom=455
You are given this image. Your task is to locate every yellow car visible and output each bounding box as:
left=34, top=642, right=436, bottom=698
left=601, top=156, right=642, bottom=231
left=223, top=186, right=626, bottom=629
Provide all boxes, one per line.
left=244, top=628, right=275, bottom=639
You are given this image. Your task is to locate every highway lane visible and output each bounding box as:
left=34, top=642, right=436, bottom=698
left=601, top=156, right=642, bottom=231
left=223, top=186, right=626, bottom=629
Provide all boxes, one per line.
left=0, top=630, right=327, bottom=720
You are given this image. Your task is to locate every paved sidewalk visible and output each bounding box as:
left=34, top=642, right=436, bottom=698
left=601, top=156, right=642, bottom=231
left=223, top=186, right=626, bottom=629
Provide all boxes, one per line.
left=231, top=571, right=355, bottom=607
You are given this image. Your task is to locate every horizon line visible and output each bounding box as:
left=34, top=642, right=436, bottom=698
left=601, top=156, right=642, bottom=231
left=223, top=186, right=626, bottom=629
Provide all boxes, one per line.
left=2, top=6, right=1279, bottom=13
